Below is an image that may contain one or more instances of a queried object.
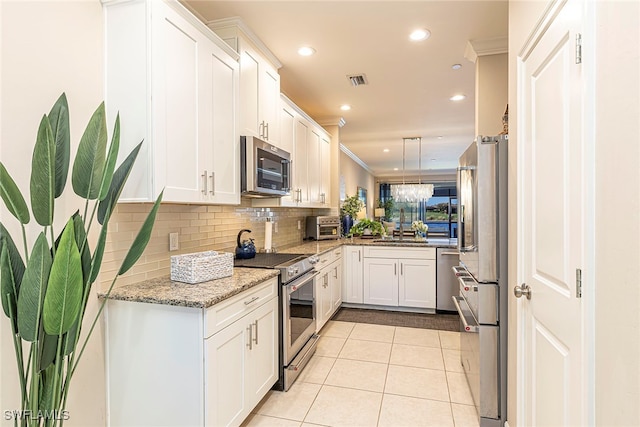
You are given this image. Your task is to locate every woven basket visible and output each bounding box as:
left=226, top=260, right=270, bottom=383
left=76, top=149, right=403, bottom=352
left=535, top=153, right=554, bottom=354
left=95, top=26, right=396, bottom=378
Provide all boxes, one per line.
left=170, top=251, right=233, bottom=284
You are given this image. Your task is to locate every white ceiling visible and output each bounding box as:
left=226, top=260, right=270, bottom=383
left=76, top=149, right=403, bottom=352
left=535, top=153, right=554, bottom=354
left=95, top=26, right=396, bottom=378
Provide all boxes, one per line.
left=184, top=0, right=508, bottom=179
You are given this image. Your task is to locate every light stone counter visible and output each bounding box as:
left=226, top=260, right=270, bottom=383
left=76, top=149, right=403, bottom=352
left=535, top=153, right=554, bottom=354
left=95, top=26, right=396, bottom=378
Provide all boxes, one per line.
left=99, top=268, right=280, bottom=308
left=278, top=237, right=457, bottom=256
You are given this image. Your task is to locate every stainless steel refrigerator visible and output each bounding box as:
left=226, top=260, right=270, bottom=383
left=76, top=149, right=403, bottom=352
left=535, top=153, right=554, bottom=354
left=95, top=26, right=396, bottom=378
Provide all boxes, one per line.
left=452, top=134, right=508, bottom=427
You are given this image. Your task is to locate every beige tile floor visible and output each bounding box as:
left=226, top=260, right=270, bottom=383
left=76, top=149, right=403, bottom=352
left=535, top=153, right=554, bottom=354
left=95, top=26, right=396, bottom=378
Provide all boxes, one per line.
left=242, top=321, right=479, bottom=427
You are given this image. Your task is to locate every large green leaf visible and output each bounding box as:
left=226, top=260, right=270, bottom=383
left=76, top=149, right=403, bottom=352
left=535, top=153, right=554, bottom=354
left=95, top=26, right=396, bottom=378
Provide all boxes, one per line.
left=89, top=221, right=108, bottom=285
left=72, top=102, right=107, bottom=200
left=43, top=218, right=83, bottom=335
left=49, top=93, right=70, bottom=198
left=17, top=233, right=52, bottom=342
left=98, top=113, right=120, bottom=201
left=0, top=163, right=30, bottom=224
left=97, top=141, right=142, bottom=225
left=39, top=331, right=60, bottom=371
left=30, top=115, right=56, bottom=226
left=72, top=214, right=91, bottom=285
left=63, top=320, right=78, bottom=356
left=118, top=190, right=163, bottom=275
left=0, top=223, right=25, bottom=331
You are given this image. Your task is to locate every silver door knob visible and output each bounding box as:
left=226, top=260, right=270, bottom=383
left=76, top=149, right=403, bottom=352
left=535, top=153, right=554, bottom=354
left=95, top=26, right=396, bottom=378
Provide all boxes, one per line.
left=513, top=283, right=532, bottom=300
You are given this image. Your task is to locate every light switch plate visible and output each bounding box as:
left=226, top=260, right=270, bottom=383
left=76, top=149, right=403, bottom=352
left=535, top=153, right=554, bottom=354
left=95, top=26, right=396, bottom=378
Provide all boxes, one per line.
left=297, top=220, right=301, bottom=230
left=169, top=232, right=179, bottom=251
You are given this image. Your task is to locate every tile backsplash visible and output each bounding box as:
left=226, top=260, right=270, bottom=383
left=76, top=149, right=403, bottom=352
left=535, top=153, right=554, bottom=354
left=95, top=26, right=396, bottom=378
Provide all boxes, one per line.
left=99, top=199, right=334, bottom=291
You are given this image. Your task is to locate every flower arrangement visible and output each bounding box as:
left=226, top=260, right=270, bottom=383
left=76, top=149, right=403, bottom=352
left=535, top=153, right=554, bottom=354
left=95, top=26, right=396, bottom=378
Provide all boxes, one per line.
left=411, top=220, right=428, bottom=234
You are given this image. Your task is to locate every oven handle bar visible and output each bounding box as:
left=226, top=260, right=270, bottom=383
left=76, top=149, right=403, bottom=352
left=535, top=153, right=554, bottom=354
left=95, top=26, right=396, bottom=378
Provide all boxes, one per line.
left=286, top=270, right=319, bottom=293
left=452, top=296, right=479, bottom=333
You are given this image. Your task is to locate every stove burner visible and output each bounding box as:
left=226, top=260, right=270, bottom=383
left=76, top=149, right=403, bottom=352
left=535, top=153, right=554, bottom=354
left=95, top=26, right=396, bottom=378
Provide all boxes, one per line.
left=234, top=253, right=304, bottom=269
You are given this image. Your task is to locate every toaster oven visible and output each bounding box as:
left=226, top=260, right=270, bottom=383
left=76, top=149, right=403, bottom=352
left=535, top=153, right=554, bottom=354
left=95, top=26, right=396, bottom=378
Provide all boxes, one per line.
left=306, top=216, right=340, bottom=240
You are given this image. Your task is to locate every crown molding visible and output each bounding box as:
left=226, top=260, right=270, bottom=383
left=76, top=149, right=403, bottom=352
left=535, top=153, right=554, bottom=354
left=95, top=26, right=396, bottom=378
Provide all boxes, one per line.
left=464, top=36, right=508, bottom=63
left=340, top=144, right=375, bottom=175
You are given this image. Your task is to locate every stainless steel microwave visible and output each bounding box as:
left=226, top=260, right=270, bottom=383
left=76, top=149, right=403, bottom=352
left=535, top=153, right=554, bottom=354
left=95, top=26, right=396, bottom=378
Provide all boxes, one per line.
left=241, top=136, right=291, bottom=197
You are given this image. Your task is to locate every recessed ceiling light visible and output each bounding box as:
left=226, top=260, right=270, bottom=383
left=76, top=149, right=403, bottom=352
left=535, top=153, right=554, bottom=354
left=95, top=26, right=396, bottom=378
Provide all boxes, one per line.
left=450, top=94, right=466, bottom=101
left=383, top=148, right=390, bottom=153
left=409, top=28, right=431, bottom=41
left=452, top=64, right=462, bottom=70
left=393, top=168, right=399, bottom=171
left=437, top=136, right=443, bottom=139
left=297, top=46, right=316, bottom=56
left=340, top=104, right=351, bottom=111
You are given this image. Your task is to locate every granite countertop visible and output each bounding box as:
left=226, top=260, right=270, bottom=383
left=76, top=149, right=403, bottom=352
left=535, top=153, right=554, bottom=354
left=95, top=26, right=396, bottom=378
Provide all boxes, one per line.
left=279, top=237, right=458, bottom=256
left=99, top=268, right=280, bottom=308
left=101, top=237, right=456, bottom=309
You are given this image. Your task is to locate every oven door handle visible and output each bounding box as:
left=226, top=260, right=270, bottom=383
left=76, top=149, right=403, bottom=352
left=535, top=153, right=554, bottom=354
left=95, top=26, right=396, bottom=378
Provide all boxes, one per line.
left=286, top=270, right=319, bottom=293
left=452, top=296, right=479, bottom=333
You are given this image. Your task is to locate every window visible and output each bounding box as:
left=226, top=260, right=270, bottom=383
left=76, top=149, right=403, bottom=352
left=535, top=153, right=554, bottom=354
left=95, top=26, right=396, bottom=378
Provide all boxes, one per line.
left=379, top=183, right=457, bottom=238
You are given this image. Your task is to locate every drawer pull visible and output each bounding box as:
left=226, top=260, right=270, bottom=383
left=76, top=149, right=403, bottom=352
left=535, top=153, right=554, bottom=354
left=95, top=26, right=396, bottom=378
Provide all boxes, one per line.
left=244, top=296, right=260, bottom=305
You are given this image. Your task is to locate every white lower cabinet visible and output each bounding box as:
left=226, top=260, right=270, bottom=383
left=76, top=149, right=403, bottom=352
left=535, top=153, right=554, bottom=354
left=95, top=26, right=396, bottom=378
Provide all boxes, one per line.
left=105, top=278, right=278, bottom=427
left=363, top=247, right=436, bottom=309
left=205, top=295, right=278, bottom=426
left=316, top=248, right=343, bottom=331
left=342, top=246, right=364, bottom=303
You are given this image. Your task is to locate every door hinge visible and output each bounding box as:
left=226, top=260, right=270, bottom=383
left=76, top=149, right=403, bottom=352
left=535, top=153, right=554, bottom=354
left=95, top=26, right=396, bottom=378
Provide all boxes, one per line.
left=575, top=33, right=582, bottom=64
left=576, top=268, right=582, bottom=298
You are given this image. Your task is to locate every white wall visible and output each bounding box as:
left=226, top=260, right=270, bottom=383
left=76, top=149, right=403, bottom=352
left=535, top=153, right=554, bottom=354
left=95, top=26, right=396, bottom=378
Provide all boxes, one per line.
left=0, top=1, right=106, bottom=425
left=475, top=53, right=508, bottom=136
left=340, top=149, right=376, bottom=216
left=509, top=0, right=640, bottom=425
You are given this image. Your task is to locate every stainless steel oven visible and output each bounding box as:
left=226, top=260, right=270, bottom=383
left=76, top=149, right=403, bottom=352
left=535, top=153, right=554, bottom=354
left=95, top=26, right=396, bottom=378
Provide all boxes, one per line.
left=282, top=270, right=319, bottom=389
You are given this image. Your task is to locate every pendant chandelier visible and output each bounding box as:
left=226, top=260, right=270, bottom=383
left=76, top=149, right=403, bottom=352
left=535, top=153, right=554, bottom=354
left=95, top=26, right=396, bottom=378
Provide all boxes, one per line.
left=391, top=137, right=434, bottom=203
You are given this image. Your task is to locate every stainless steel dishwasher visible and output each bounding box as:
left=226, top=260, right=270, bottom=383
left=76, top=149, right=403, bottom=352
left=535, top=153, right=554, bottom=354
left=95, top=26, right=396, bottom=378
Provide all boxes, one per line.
left=436, top=247, right=460, bottom=312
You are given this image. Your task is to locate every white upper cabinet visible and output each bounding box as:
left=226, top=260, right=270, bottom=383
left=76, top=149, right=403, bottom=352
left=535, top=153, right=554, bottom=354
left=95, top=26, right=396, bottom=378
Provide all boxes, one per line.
left=253, top=95, right=334, bottom=209
left=208, top=18, right=281, bottom=146
left=104, top=0, right=240, bottom=205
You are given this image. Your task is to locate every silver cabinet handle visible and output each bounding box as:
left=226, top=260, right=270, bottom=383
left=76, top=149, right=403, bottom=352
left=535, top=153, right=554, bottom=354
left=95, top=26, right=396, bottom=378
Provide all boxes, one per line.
left=201, top=170, right=208, bottom=195
left=259, top=121, right=265, bottom=139
left=253, top=320, right=258, bottom=345
left=209, top=172, right=215, bottom=195
left=394, top=263, right=397, bottom=276
left=400, top=263, right=403, bottom=275
left=514, top=283, right=532, bottom=300
left=441, top=252, right=460, bottom=256
left=358, top=250, right=361, bottom=262
left=247, top=324, right=253, bottom=350
left=334, top=266, right=338, bottom=279
left=265, top=122, right=269, bottom=140
left=244, top=296, right=260, bottom=305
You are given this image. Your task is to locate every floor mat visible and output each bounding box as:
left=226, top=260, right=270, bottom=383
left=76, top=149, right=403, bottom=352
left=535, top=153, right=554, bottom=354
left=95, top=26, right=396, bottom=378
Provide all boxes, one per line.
left=331, top=307, right=460, bottom=332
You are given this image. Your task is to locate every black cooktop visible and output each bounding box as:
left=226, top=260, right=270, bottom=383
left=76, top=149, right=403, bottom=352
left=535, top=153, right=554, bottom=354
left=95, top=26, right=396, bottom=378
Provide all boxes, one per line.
left=234, top=253, right=306, bottom=269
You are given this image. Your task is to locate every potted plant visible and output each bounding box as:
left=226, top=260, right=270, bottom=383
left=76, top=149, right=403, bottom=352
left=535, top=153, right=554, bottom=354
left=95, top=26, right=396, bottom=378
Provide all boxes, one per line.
left=340, top=194, right=364, bottom=236
left=348, top=218, right=386, bottom=238
left=0, top=93, right=162, bottom=426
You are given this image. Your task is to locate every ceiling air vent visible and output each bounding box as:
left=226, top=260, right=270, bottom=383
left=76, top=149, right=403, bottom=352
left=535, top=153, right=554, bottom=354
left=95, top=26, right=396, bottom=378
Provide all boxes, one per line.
left=347, top=74, right=368, bottom=87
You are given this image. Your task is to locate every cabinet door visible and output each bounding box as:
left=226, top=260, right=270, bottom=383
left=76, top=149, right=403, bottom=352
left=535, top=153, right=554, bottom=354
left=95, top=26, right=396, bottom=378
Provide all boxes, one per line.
left=343, top=246, right=364, bottom=303
left=315, top=270, right=332, bottom=331
left=307, top=129, right=321, bottom=203
left=294, top=119, right=310, bottom=204
left=239, top=46, right=260, bottom=138
left=206, top=317, right=248, bottom=427
left=208, top=44, right=240, bottom=204
left=278, top=103, right=297, bottom=205
left=247, top=297, right=279, bottom=407
left=320, top=134, right=331, bottom=205
left=330, top=260, right=343, bottom=313
left=152, top=4, right=205, bottom=203
left=260, top=63, right=280, bottom=143
left=398, top=259, right=436, bottom=309
left=364, top=258, right=398, bottom=306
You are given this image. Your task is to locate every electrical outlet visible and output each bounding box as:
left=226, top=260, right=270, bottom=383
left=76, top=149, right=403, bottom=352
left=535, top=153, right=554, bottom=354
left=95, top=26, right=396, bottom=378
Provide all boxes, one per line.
left=274, top=222, right=278, bottom=233
left=297, top=220, right=301, bottom=230
left=169, top=232, right=179, bottom=251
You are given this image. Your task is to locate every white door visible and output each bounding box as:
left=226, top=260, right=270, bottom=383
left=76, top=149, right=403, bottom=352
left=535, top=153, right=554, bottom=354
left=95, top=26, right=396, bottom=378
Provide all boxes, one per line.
left=343, top=246, right=363, bottom=303
left=517, top=0, right=587, bottom=424
left=247, top=297, right=278, bottom=406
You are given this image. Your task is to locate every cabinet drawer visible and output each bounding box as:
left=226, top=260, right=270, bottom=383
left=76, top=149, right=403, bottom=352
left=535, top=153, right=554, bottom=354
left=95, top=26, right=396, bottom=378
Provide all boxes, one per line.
left=364, top=246, right=436, bottom=260
left=205, top=278, right=278, bottom=338
left=318, top=247, right=342, bottom=266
